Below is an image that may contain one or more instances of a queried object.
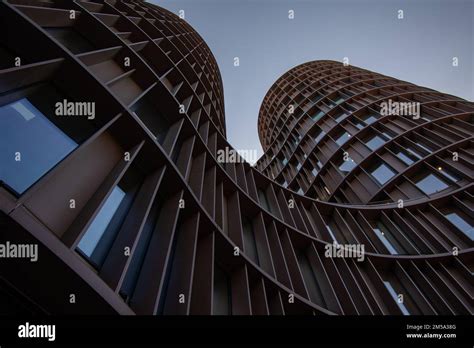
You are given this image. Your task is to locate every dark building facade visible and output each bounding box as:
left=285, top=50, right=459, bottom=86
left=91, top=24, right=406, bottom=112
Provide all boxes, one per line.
left=0, top=0, right=472, bottom=316
left=256, top=60, right=473, bottom=204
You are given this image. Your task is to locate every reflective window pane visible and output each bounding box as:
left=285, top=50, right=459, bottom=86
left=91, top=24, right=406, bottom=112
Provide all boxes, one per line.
left=396, top=150, right=415, bottom=165
left=311, top=110, right=325, bottom=122
left=362, top=114, right=377, bottom=125
left=0, top=98, right=77, bottom=194
left=415, top=173, right=449, bottom=195
left=437, top=167, right=460, bottom=183
left=315, top=130, right=326, bottom=143
left=335, top=131, right=350, bottom=146
left=77, top=186, right=126, bottom=258
left=370, top=162, right=396, bottom=185
left=444, top=212, right=474, bottom=240
left=383, top=281, right=410, bottom=315
left=416, top=142, right=433, bottom=154
left=406, top=146, right=423, bottom=159
left=334, top=112, right=349, bottom=123
left=339, top=158, right=356, bottom=174
left=365, top=135, right=385, bottom=150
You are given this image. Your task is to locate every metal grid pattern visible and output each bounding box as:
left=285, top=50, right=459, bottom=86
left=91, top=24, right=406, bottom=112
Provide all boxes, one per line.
left=0, top=1, right=472, bottom=316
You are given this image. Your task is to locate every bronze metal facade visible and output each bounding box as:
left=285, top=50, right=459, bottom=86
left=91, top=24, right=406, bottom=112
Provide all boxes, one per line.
left=0, top=1, right=472, bottom=316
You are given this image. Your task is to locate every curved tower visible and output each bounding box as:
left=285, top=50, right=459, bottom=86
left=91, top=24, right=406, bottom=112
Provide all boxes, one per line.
left=0, top=2, right=472, bottom=317
left=257, top=60, right=473, bottom=205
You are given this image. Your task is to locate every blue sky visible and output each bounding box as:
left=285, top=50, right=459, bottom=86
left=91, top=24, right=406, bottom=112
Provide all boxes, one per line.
left=149, top=0, right=473, bottom=163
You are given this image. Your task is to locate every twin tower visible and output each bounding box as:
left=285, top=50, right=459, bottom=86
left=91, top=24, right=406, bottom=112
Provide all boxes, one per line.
left=0, top=0, right=472, bottom=315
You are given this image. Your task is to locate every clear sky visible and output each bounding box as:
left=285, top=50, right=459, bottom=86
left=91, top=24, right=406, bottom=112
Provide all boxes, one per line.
left=148, top=0, right=473, bottom=163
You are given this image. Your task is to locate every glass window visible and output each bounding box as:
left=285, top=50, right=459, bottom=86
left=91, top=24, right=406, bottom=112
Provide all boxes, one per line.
left=395, top=150, right=415, bottom=165
left=324, top=186, right=331, bottom=195
left=335, top=131, right=351, bottom=146
left=373, top=226, right=399, bottom=254
left=334, top=112, right=349, bottom=123
left=421, top=115, right=432, bottom=122
left=383, top=281, right=410, bottom=315
left=415, top=173, right=449, bottom=195
left=0, top=98, right=77, bottom=194
left=437, top=167, right=460, bottom=183
left=416, top=142, right=433, bottom=154
left=370, top=162, right=396, bottom=185
left=406, top=146, right=423, bottom=160
left=311, top=110, right=325, bottom=122
left=362, top=114, right=377, bottom=125
left=325, top=224, right=338, bottom=242
left=444, top=211, right=474, bottom=240
left=365, top=135, right=385, bottom=151
left=353, top=119, right=365, bottom=129
left=314, top=130, right=326, bottom=143
left=312, top=168, right=318, bottom=177
left=282, top=158, right=288, bottom=166
left=77, top=187, right=126, bottom=256
left=339, top=158, right=356, bottom=174
left=296, top=163, right=302, bottom=171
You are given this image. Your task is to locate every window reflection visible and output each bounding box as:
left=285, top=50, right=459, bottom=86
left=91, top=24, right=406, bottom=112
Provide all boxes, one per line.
left=0, top=98, right=77, bottom=194
left=370, top=162, right=396, bottom=185
left=77, top=186, right=126, bottom=259
left=414, top=173, right=449, bottom=195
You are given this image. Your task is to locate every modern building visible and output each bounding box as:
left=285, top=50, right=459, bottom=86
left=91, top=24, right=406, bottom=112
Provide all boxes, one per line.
left=256, top=61, right=473, bottom=205
left=0, top=0, right=472, bottom=316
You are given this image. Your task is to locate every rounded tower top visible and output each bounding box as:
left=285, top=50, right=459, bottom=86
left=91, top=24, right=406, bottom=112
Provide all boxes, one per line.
left=258, top=60, right=355, bottom=150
